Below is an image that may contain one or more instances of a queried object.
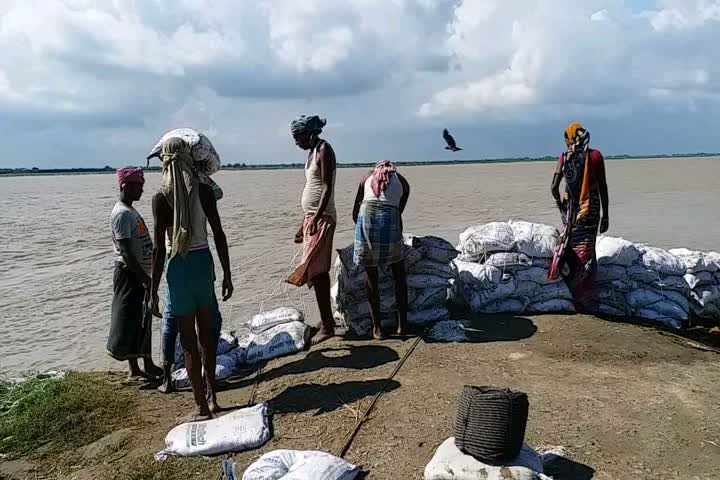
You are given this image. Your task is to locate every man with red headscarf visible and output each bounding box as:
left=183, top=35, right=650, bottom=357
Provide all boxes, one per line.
left=108, top=167, right=162, bottom=380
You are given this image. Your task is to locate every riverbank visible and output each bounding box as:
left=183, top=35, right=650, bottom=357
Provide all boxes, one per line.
left=3, top=313, right=719, bottom=480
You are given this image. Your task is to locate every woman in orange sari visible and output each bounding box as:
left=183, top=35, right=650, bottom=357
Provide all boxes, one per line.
left=549, top=123, right=610, bottom=310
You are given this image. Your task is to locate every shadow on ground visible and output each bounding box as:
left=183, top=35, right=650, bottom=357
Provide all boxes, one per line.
left=220, top=345, right=400, bottom=391
left=268, top=379, right=401, bottom=415
left=543, top=454, right=596, bottom=480
left=425, top=313, right=538, bottom=344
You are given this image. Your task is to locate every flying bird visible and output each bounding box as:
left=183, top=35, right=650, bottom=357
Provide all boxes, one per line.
left=443, top=128, right=462, bottom=152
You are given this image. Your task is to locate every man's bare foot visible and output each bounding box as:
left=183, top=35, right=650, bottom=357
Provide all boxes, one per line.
left=310, top=328, right=335, bottom=347
left=397, top=322, right=410, bottom=336
left=373, top=328, right=386, bottom=340
left=125, top=375, right=146, bottom=384
left=179, top=411, right=213, bottom=424
left=144, top=364, right=164, bottom=379
left=158, top=378, right=173, bottom=394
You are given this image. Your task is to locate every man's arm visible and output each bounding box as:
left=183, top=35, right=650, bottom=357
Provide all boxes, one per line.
left=398, top=173, right=410, bottom=215
left=150, top=193, right=170, bottom=316
left=200, top=184, right=234, bottom=301
left=310, top=141, right=335, bottom=230
left=352, top=175, right=368, bottom=223
left=117, top=239, right=150, bottom=286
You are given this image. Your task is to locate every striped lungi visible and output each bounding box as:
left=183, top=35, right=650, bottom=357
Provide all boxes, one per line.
left=353, top=201, right=403, bottom=268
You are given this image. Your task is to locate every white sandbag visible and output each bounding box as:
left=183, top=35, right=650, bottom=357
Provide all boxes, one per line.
left=238, top=321, right=309, bottom=365
left=408, top=307, right=450, bottom=326
left=639, top=246, right=684, bottom=276
left=155, top=403, right=271, bottom=460
left=428, top=321, right=467, bottom=342
left=424, top=437, right=545, bottom=480
left=148, top=128, right=221, bottom=176
left=691, top=286, right=720, bottom=318
left=458, top=223, right=515, bottom=261
left=406, top=235, right=459, bottom=263
left=249, top=307, right=304, bottom=334
left=174, top=331, right=238, bottom=370
left=411, top=287, right=448, bottom=311
left=407, top=274, right=451, bottom=289
left=242, top=449, right=359, bottom=480
left=596, top=236, right=641, bottom=266
left=509, top=220, right=558, bottom=258
left=410, top=259, right=454, bottom=279
left=684, top=272, right=716, bottom=289
left=454, top=261, right=502, bottom=288
left=528, top=299, right=576, bottom=313
left=670, top=248, right=720, bottom=273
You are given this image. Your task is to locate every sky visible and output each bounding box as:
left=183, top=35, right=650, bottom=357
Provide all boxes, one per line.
left=1, top=0, right=719, bottom=168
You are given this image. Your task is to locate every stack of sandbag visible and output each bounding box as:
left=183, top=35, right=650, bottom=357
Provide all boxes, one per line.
left=669, top=248, right=720, bottom=321
left=452, top=221, right=574, bottom=314
left=147, top=127, right=222, bottom=177
left=332, top=235, right=457, bottom=336
left=596, top=237, right=690, bottom=329
left=238, top=307, right=309, bottom=364
left=172, top=331, right=246, bottom=390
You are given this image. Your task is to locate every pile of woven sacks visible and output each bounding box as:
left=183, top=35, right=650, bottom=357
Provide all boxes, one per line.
left=670, top=248, right=720, bottom=321
left=332, top=235, right=457, bottom=336
left=594, top=237, right=692, bottom=329
left=452, top=221, right=574, bottom=314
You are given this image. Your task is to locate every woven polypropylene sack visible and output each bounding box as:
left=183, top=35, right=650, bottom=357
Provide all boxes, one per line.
left=453, top=386, right=529, bottom=464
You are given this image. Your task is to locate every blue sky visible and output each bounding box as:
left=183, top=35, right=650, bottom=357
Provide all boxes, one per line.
left=1, top=0, right=719, bottom=168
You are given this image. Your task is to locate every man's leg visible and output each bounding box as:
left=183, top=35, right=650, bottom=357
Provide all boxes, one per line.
left=158, top=308, right=178, bottom=393
left=178, top=313, right=212, bottom=421
left=127, top=358, right=143, bottom=379
left=310, top=272, right=335, bottom=345
left=391, top=260, right=409, bottom=335
left=196, top=305, right=221, bottom=413
left=364, top=266, right=384, bottom=340
left=141, top=324, right=163, bottom=378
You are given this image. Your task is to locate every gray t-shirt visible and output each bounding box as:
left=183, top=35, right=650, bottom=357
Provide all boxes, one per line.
left=111, top=201, right=153, bottom=276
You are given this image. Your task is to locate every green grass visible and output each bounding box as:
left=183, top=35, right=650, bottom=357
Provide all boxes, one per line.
left=0, top=371, right=136, bottom=457
left=110, top=457, right=216, bottom=480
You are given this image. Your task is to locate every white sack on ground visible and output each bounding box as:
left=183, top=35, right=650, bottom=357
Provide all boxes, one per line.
left=155, top=403, right=271, bottom=460
left=249, top=307, right=304, bottom=334
left=509, top=220, right=559, bottom=258
left=596, top=236, right=641, bottom=267
left=670, top=248, right=720, bottom=320
left=242, top=449, right=360, bottom=480
left=238, top=321, right=308, bottom=365
left=424, top=437, right=547, bottom=480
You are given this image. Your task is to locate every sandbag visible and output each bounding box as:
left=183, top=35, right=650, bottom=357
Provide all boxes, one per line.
left=458, top=223, right=515, bottom=261
left=476, top=298, right=527, bottom=314
left=635, top=309, right=683, bottom=330
left=484, top=252, right=540, bottom=271
left=238, top=321, right=309, bottom=365
left=148, top=128, right=221, bottom=177
left=409, top=307, right=450, bottom=326
left=509, top=220, right=558, bottom=258
left=155, top=403, right=271, bottom=460
left=410, top=259, right=454, bottom=279
left=406, top=235, right=459, bottom=263
left=596, top=236, right=641, bottom=266
left=249, top=307, right=304, bottom=334
left=639, top=246, right=684, bottom=276
left=670, top=248, right=720, bottom=273
left=411, top=286, right=448, bottom=311
left=454, top=261, right=502, bottom=288
left=171, top=348, right=246, bottom=390
left=424, top=438, right=545, bottom=480
left=174, top=331, right=240, bottom=371
left=242, top=449, right=359, bottom=480
left=528, top=299, right=576, bottom=313
left=407, top=274, right=451, bottom=289
left=428, top=321, right=467, bottom=342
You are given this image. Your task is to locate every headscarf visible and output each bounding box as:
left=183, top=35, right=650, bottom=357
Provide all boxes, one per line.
left=117, top=167, right=144, bottom=189
left=370, top=160, right=397, bottom=198
left=160, top=137, right=197, bottom=259
left=562, top=122, right=592, bottom=221
left=291, top=115, right=327, bottom=136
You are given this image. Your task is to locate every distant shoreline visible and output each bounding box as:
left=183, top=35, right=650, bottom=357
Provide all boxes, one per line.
left=1, top=153, right=717, bottom=177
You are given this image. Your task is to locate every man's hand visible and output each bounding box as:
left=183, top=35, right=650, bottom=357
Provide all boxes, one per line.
left=306, top=215, right=319, bottom=236
left=150, top=291, right=161, bottom=318
left=222, top=277, right=234, bottom=301
left=294, top=222, right=304, bottom=244
left=599, top=216, right=610, bottom=234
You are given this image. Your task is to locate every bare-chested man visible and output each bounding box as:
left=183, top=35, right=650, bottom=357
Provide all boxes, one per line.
left=150, top=137, right=233, bottom=421
left=287, top=115, right=337, bottom=346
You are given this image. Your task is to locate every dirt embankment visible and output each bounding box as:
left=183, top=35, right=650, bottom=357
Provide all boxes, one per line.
left=3, top=314, right=720, bottom=480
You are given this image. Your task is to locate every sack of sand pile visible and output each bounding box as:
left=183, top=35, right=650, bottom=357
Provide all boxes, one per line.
left=451, top=221, right=573, bottom=315
left=248, top=307, right=304, bottom=334
left=332, top=236, right=455, bottom=336
left=147, top=127, right=221, bottom=177
left=595, top=237, right=689, bottom=329
left=670, top=248, right=720, bottom=321
left=171, top=347, right=247, bottom=390
left=238, top=321, right=309, bottom=365
left=242, top=449, right=360, bottom=480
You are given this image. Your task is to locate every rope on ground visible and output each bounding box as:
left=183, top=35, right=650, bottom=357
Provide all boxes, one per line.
left=335, top=329, right=427, bottom=459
